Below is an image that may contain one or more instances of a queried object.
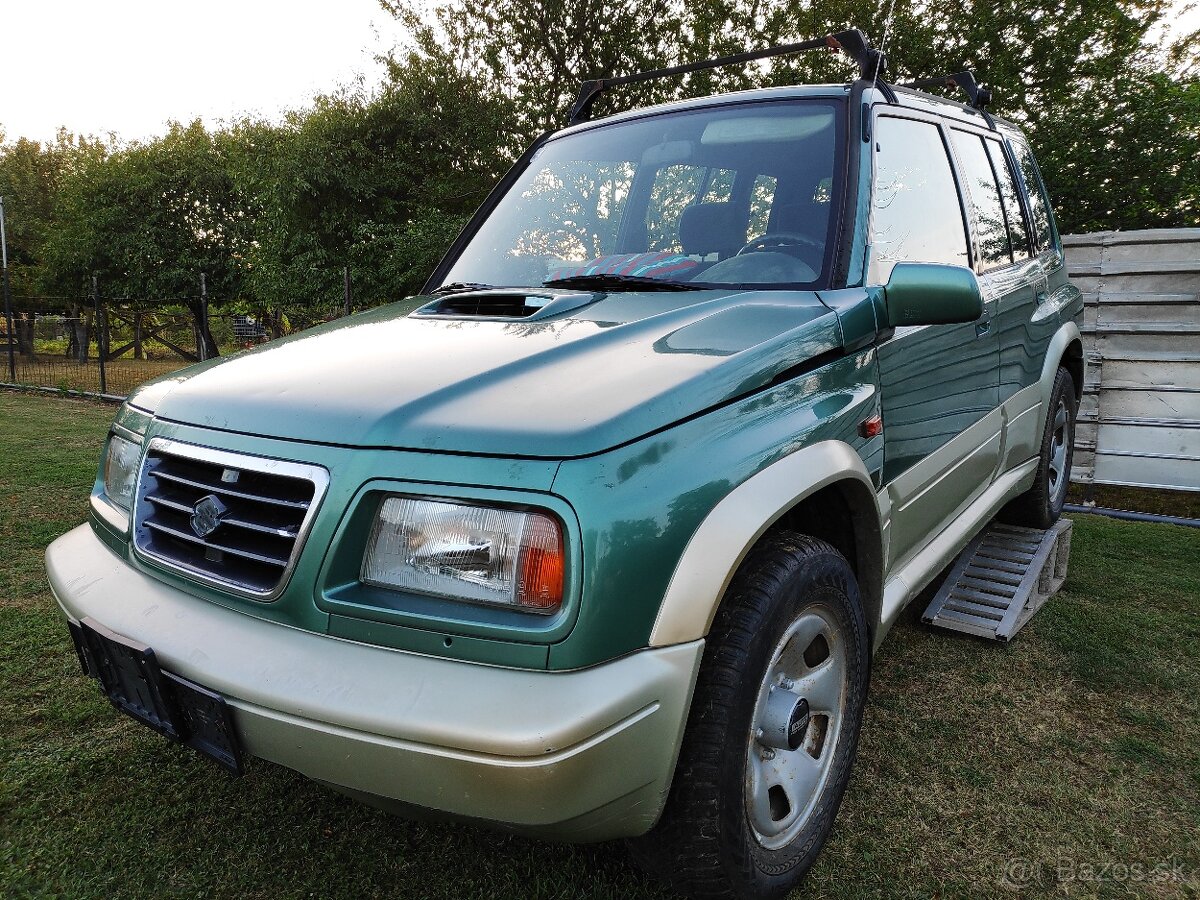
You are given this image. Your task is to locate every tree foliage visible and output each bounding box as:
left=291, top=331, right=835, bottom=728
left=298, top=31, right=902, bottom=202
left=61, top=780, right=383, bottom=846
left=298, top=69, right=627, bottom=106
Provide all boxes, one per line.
left=0, top=0, right=1195, bottom=315
left=0, top=131, right=102, bottom=298
left=38, top=122, right=248, bottom=301
left=385, top=0, right=1200, bottom=232
left=229, top=50, right=510, bottom=308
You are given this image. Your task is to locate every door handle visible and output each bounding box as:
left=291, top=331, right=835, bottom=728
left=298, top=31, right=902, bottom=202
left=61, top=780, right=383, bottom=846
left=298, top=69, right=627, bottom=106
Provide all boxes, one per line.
left=975, top=320, right=991, bottom=338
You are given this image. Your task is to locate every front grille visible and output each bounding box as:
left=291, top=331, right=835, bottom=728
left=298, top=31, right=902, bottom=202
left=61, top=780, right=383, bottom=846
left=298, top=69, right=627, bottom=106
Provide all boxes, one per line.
left=132, top=439, right=329, bottom=599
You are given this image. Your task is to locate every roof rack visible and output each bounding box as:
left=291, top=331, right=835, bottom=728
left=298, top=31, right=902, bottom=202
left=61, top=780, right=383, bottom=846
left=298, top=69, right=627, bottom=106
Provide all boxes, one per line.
left=900, top=71, right=993, bottom=110
left=567, top=28, right=886, bottom=126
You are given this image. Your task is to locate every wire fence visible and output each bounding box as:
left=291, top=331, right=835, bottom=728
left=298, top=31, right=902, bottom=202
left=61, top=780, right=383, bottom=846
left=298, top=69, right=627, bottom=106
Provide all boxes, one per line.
left=1, top=295, right=351, bottom=400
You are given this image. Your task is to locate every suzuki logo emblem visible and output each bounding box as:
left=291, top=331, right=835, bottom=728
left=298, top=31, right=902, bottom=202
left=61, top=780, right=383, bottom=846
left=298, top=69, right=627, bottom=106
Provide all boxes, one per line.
left=190, top=494, right=229, bottom=538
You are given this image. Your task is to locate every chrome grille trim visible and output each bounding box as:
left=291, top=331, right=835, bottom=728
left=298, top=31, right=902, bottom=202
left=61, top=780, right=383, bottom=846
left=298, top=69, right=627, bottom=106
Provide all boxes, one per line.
left=131, top=438, right=329, bottom=601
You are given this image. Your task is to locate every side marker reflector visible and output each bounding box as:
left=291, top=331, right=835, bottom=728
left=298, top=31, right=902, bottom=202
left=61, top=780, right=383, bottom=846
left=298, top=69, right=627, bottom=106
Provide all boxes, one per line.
left=858, top=414, right=883, bottom=439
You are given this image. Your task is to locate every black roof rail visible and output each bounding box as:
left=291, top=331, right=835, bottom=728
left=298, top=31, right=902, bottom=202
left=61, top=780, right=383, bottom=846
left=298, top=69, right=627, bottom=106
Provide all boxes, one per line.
left=900, top=71, right=993, bottom=111
left=568, top=28, right=888, bottom=126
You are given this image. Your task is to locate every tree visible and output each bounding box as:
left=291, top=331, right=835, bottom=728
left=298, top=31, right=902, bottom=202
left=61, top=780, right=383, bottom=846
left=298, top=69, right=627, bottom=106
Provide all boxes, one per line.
left=380, top=0, right=1200, bottom=233
left=41, top=121, right=249, bottom=301
left=0, top=130, right=99, bottom=298
left=229, top=49, right=512, bottom=309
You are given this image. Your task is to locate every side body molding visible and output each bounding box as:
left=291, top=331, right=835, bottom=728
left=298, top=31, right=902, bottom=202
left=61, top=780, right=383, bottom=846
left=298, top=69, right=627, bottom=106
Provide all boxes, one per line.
left=648, top=440, right=882, bottom=647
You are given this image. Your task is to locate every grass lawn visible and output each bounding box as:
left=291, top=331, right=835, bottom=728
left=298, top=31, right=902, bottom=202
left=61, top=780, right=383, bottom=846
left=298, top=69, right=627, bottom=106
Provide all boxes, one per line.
left=2, top=391, right=1198, bottom=899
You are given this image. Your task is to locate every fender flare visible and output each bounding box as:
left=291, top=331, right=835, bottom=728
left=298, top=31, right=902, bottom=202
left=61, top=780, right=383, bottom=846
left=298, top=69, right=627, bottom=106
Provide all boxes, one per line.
left=1035, top=320, right=1084, bottom=442
left=648, top=440, right=882, bottom=647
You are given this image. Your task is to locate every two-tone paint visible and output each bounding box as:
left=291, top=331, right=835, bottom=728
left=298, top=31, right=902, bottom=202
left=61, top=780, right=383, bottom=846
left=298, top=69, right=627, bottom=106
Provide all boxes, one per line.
left=47, top=79, right=1083, bottom=840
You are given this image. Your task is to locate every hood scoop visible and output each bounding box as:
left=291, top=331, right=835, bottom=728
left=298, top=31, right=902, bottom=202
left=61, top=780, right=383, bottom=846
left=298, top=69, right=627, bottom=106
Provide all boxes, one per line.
left=413, top=288, right=596, bottom=321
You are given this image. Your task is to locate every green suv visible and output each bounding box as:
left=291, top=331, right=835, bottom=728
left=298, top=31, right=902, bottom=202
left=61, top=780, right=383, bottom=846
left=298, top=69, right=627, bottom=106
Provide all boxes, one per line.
left=48, top=31, right=1082, bottom=899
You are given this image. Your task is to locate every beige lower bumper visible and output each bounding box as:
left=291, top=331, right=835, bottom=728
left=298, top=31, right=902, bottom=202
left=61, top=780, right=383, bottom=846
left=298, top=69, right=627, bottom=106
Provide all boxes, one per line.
left=46, top=524, right=703, bottom=841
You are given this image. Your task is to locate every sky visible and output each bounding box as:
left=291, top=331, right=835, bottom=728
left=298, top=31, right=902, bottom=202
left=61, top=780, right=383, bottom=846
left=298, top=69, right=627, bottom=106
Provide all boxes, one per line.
left=0, top=0, right=393, bottom=144
left=1, top=1, right=1197, bottom=146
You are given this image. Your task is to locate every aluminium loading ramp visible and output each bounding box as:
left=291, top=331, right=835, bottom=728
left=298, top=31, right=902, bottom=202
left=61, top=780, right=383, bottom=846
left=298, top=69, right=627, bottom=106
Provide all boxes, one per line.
left=922, top=519, right=1073, bottom=641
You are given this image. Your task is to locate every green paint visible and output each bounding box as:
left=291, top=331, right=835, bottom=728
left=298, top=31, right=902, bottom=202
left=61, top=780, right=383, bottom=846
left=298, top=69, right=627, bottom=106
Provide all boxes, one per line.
left=62, top=87, right=1080, bottom=678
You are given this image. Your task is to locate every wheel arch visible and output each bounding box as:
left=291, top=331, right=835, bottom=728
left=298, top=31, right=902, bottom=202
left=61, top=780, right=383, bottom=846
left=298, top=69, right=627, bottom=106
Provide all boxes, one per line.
left=1040, top=321, right=1084, bottom=408
left=1061, top=334, right=1085, bottom=403
left=648, top=440, right=883, bottom=648
left=1032, top=321, right=1085, bottom=452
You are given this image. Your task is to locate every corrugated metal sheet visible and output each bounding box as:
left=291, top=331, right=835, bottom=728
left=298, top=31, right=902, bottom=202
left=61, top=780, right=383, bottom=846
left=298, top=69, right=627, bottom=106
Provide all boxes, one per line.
left=1064, top=228, right=1200, bottom=493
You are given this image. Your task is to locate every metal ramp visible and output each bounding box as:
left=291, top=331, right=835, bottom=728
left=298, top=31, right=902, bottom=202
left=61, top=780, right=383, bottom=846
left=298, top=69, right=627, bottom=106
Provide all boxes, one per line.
left=922, top=519, right=1073, bottom=641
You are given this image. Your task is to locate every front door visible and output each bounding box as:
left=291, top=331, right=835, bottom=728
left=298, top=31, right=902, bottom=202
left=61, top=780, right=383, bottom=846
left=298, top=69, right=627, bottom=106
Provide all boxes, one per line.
left=870, top=114, right=1001, bottom=569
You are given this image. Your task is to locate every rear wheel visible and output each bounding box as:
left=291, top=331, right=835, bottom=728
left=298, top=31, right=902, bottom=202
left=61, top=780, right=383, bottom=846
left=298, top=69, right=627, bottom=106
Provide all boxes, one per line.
left=1000, top=366, right=1076, bottom=529
left=631, top=533, right=870, bottom=899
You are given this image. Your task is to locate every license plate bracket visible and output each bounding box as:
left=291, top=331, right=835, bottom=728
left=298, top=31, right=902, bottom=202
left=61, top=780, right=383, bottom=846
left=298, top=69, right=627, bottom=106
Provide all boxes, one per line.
left=71, top=618, right=243, bottom=775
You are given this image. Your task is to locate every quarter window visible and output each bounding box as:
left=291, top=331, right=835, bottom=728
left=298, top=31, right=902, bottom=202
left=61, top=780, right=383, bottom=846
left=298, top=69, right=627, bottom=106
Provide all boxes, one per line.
left=985, top=140, right=1032, bottom=261
left=870, top=117, right=970, bottom=283
left=1010, top=140, right=1054, bottom=252
left=950, top=130, right=1012, bottom=271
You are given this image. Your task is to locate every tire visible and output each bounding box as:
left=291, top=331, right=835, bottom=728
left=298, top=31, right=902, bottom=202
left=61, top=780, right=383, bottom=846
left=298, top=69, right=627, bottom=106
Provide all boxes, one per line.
left=999, top=366, right=1076, bottom=529
left=630, top=532, right=871, bottom=899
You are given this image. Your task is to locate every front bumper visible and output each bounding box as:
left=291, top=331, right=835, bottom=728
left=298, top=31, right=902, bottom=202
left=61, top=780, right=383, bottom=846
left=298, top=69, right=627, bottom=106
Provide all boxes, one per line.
left=46, top=524, right=703, bottom=841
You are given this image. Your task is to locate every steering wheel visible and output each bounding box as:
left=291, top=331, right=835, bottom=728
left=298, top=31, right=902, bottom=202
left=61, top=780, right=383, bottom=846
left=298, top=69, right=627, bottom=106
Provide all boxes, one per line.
left=735, top=232, right=824, bottom=261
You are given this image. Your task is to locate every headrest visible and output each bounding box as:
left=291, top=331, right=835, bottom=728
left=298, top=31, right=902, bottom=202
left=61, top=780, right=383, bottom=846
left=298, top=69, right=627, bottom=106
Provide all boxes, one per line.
left=773, top=201, right=830, bottom=239
left=679, top=202, right=745, bottom=257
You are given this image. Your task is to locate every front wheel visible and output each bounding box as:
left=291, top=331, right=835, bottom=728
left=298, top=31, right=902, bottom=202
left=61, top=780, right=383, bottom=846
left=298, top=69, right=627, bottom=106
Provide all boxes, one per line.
left=631, top=533, right=870, bottom=899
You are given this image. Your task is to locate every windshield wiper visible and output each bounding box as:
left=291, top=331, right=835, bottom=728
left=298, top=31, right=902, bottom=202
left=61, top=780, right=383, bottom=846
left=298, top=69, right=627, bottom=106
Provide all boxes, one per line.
left=431, top=282, right=495, bottom=296
left=543, top=273, right=703, bottom=292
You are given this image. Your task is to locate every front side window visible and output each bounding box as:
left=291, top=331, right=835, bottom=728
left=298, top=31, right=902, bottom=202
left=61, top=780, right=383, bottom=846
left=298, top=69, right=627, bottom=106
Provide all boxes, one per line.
left=869, top=117, right=970, bottom=283
left=950, top=130, right=1013, bottom=271
left=436, top=100, right=846, bottom=291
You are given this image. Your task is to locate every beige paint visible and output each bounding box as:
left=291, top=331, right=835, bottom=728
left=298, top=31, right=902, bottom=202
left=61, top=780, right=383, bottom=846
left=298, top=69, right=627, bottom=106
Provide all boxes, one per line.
left=878, top=457, right=1038, bottom=640
left=883, top=409, right=1003, bottom=569
left=47, top=523, right=703, bottom=839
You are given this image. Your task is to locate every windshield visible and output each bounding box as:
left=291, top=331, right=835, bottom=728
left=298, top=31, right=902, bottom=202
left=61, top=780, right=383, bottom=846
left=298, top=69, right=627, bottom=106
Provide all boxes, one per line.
left=435, top=99, right=846, bottom=292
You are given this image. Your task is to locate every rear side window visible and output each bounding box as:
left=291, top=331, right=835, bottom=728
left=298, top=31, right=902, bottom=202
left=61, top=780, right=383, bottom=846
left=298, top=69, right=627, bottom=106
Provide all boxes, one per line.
left=985, top=141, right=1032, bottom=261
left=870, top=117, right=970, bottom=283
left=950, top=131, right=1012, bottom=271
left=1010, top=140, right=1054, bottom=252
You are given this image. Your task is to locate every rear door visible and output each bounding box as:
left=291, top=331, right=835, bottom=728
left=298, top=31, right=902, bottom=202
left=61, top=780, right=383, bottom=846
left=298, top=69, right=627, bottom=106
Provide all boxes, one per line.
left=870, top=113, right=1001, bottom=569
left=948, top=129, right=1045, bottom=472
left=991, top=137, right=1063, bottom=469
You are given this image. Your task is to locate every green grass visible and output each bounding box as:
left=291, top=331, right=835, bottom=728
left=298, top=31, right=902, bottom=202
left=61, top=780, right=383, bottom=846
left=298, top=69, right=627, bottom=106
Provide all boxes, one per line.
left=2, top=390, right=1198, bottom=899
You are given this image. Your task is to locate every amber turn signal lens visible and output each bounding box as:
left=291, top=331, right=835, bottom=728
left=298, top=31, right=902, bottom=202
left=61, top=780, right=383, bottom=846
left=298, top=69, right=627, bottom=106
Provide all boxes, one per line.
left=857, top=413, right=883, bottom=439
left=517, top=513, right=565, bottom=611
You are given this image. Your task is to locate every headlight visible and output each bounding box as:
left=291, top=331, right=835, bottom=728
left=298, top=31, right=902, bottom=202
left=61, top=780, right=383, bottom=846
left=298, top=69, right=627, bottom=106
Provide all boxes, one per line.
left=103, top=434, right=141, bottom=511
left=362, top=496, right=565, bottom=614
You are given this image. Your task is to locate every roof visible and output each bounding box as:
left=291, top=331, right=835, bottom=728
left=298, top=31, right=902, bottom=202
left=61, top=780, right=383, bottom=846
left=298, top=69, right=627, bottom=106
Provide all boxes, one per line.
left=555, top=79, right=1022, bottom=140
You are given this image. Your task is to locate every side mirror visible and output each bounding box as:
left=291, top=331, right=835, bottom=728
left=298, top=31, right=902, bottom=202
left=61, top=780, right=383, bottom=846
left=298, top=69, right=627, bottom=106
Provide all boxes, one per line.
left=881, top=262, right=983, bottom=328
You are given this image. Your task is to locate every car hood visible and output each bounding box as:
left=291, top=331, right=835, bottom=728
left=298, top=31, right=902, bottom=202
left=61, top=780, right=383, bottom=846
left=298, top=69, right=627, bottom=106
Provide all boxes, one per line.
left=128, top=289, right=847, bottom=458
